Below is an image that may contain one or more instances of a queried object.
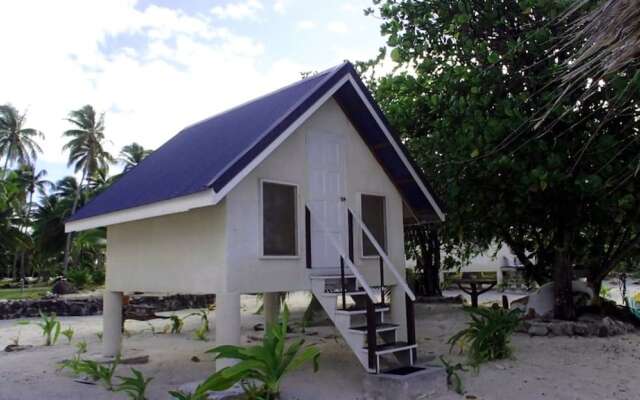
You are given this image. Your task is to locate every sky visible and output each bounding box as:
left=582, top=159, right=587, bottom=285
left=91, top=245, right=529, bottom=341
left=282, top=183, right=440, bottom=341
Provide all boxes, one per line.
left=0, top=0, right=386, bottom=184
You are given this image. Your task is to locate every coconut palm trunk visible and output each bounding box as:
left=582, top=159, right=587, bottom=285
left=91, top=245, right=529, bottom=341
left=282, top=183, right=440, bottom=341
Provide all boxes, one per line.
left=63, top=168, right=86, bottom=275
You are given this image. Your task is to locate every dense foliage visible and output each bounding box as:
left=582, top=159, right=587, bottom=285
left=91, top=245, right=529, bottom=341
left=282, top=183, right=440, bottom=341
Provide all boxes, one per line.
left=0, top=103, right=152, bottom=286
left=362, top=0, right=640, bottom=318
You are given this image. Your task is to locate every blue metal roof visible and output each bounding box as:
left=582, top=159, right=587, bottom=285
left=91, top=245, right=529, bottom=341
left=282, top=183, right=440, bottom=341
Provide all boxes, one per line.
left=69, top=62, right=443, bottom=223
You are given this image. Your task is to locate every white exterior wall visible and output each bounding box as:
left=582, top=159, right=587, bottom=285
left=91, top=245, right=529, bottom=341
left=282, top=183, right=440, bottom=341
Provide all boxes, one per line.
left=225, top=98, right=406, bottom=293
left=105, top=202, right=226, bottom=293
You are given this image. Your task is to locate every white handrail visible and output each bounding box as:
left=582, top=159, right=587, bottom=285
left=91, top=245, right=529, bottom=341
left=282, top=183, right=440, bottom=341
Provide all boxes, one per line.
left=306, top=205, right=378, bottom=302
left=349, top=208, right=416, bottom=301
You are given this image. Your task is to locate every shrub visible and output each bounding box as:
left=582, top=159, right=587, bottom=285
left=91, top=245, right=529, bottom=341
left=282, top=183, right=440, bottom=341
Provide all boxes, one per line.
left=91, top=268, right=106, bottom=285
left=199, top=305, right=320, bottom=400
left=67, top=268, right=91, bottom=289
left=38, top=311, right=61, bottom=346
left=116, top=368, right=153, bottom=400
left=448, top=306, right=522, bottom=367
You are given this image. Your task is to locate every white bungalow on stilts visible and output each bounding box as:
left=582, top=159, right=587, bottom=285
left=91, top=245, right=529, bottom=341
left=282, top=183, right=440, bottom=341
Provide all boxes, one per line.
left=65, top=61, right=445, bottom=373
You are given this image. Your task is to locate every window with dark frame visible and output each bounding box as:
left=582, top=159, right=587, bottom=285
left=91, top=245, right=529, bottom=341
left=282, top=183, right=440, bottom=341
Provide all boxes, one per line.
left=262, top=181, right=297, bottom=256
left=361, top=194, right=386, bottom=256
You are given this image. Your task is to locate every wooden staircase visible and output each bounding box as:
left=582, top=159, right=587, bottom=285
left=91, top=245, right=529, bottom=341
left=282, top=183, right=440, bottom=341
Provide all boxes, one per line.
left=306, top=206, right=418, bottom=374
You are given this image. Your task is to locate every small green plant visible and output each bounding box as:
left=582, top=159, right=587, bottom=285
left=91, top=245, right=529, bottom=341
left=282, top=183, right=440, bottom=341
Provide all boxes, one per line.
left=168, top=390, right=201, bottom=400
left=448, top=306, right=522, bottom=367
left=186, top=309, right=209, bottom=332
left=38, top=311, right=61, bottom=346
left=199, top=305, right=320, bottom=399
left=193, top=324, right=208, bottom=341
left=440, top=356, right=467, bottom=394
left=76, top=340, right=88, bottom=354
left=168, top=315, right=184, bottom=334
left=116, top=368, right=153, bottom=400
left=66, top=268, right=91, bottom=289
left=96, top=331, right=103, bottom=341
left=62, top=327, right=74, bottom=344
left=72, top=357, right=120, bottom=390
left=59, top=354, right=84, bottom=375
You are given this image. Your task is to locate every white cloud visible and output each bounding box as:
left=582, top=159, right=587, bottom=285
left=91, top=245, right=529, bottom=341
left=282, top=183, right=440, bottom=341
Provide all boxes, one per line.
left=296, top=20, right=317, bottom=30
left=0, top=0, right=308, bottom=168
left=327, top=21, right=349, bottom=34
left=273, top=0, right=287, bottom=14
left=211, top=0, right=263, bottom=21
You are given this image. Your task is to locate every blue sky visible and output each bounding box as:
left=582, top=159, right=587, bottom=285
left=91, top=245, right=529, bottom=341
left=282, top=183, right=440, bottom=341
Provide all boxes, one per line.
left=0, top=0, right=387, bottom=185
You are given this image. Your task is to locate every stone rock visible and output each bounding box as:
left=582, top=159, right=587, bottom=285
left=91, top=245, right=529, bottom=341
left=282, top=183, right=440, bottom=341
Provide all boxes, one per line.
left=51, top=279, right=76, bottom=295
left=528, top=324, right=549, bottom=336
left=573, top=323, right=589, bottom=336
left=4, top=344, right=33, bottom=352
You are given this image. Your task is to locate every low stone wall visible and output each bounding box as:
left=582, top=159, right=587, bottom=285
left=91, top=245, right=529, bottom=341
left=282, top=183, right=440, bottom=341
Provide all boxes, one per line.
left=0, top=293, right=216, bottom=320
left=519, top=315, right=637, bottom=337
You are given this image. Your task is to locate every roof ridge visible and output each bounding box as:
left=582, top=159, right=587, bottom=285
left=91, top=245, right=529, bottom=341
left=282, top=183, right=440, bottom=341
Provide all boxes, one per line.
left=205, top=62, right=352, bottom=189
left=181, top=62, right=347, bottom=133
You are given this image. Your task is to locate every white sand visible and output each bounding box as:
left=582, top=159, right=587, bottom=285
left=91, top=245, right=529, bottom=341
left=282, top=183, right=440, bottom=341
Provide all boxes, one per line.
left=1, top=292, right=639, bottom=400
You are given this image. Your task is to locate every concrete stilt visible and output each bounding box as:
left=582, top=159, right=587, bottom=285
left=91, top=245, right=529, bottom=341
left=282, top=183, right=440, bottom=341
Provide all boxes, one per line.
left=263, top=292, right=281, bottom=331
left=102, top=290, right=123, bottom=358
left=216, top=292, right=241, bottom=370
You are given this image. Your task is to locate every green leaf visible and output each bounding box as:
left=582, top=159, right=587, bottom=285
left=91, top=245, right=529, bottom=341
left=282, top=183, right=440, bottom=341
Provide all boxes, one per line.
left=390, top=48, right=402, bottom=63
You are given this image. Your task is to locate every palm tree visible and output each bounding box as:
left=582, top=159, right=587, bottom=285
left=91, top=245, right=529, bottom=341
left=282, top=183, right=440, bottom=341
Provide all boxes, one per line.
left=0, top=104, right=44, bottom=172
left=61, top=105, right=114, bottom=273
left=119, top=142, right=152, bottom=173
left=15, top=165, right=52, bottom=287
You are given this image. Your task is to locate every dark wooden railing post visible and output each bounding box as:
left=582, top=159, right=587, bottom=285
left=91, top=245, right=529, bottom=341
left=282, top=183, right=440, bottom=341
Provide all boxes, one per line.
left=340, top=256, right=347, bottom=310
left=348, top=211, right=354, bottom=263
left=379, top=256, right=385, bottom=305
left=406, top=294, right=416, bottom=359
left=366, top=297, right=377, bottom=372
left=305, top=206, right=311, bottom=269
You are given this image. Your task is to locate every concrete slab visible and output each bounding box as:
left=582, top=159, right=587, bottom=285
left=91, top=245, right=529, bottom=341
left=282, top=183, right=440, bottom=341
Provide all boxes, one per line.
left=362, top=364, right=448, bottom=400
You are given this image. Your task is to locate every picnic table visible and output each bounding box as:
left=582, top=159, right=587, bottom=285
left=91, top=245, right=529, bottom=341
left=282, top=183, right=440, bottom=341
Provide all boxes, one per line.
left=454, top=278, right=497, bottom=308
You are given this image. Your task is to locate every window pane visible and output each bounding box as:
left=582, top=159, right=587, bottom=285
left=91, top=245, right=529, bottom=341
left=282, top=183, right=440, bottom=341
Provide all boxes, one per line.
left=362, top=194, right=386, bottom=256
left=263, top=182, right=297, bottom=256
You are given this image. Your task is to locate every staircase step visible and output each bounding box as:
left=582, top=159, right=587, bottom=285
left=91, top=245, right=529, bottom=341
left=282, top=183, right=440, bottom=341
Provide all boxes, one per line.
left=321, top=290, right=367, bottom=297
left=335, top=304, right=390, bottom=315
left=310, top=274, right=355, bottom=280
left=362, top=341, right=417, bottom=356
left=349, top=323, right=399, bottom=334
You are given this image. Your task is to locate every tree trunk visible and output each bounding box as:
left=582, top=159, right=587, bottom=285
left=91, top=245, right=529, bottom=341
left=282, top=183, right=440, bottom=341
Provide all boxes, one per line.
left=553, top=231, right=576, bottom=320
left=63, top=170, right=86, bottom=275
left=19, top=252, right=25, bottom=292
left=589, top=277, right=603, bottom=306
left=11, top=252, right=18, bottom=281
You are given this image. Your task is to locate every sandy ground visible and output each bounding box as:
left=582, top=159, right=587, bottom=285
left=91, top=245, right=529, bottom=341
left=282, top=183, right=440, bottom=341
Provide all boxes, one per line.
left=1, top=292, right=640, bottom=400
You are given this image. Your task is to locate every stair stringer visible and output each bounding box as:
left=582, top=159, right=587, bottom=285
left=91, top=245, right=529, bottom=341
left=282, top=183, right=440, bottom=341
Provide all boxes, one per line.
left=310, top=279, right=372, bottom=371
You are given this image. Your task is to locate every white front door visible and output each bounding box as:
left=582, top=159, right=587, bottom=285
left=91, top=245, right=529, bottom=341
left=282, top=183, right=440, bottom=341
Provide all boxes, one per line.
left=307, top=131, right=347, bottom=269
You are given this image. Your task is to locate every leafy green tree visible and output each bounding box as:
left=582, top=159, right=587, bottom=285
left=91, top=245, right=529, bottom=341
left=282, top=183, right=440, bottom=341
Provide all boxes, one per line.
left=363, top=0, right=640, bottom=319
left=119, top=142, right=152, bottom=173
left=61, top=105, right=114, bottom=273
left=0, top=104, right=43, bottom=172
